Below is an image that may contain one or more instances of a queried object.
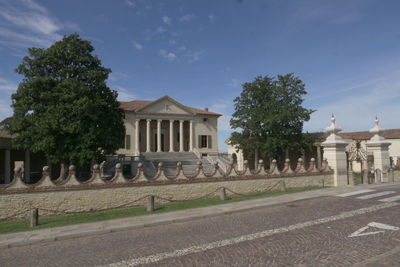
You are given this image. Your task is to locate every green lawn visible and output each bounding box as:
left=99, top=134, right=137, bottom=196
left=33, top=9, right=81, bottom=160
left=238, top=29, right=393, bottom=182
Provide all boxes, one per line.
left=0, top=186, right=323, bottom=235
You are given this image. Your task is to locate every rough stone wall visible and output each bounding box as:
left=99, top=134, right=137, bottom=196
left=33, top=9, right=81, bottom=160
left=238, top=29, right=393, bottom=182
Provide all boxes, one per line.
left=0, top=173, right=332, bottom=220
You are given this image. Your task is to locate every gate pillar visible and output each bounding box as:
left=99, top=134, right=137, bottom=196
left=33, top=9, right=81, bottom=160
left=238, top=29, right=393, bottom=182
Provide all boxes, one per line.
left=366, top=117, right=391, bottom=183
left=321, top=115, right=349, bottom=187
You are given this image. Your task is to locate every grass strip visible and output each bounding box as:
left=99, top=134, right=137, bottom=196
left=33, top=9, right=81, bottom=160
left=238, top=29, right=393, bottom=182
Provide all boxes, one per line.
left=0, top=186, right=323, bottom=235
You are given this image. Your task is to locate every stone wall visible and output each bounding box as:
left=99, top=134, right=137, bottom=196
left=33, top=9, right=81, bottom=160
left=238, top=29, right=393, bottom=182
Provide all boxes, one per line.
left=0, top=158, right=334, bottom=220
left=392, top=169, right=400, bottom=182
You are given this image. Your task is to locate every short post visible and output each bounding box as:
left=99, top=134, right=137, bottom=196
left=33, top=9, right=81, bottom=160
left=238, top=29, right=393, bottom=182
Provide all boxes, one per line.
left=219, top=187, right=226, bottom=201
left=30, top=208, right=38, bottom=227
left=147, top=196, right=155, bottom=212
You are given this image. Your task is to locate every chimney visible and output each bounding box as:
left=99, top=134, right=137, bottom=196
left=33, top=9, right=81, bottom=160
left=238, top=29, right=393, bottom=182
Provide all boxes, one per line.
left=204, top=108, right=209, bottom=111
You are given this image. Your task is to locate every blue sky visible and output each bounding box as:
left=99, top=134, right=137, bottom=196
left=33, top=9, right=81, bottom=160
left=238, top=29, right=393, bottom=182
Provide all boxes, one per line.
left=1, top=0, right=400, bottom=152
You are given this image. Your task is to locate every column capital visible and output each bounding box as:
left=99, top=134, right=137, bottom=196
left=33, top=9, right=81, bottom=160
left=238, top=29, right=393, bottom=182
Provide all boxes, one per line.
left=169, top=119, right=175, bottom=123
left=179, top=119, right=184, bottom=123
left=146, top=119, right=152, bottom=122
left=157, top=119, right=163, bottom=123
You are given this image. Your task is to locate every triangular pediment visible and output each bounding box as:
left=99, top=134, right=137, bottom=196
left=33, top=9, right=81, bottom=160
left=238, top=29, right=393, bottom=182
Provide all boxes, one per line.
left=136, top=96, right=194, bottom=115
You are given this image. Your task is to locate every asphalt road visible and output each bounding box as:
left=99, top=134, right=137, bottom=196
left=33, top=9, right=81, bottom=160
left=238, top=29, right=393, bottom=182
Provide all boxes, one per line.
left=1, top=184, right=400, bottom=266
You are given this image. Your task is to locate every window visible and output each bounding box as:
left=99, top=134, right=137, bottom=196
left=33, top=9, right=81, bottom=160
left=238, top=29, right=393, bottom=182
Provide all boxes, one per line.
left=201, top=135, right=207, bottom=148
left=203, top=118, right=208, bottom=122
left=199, top=135, right=212, bottom=148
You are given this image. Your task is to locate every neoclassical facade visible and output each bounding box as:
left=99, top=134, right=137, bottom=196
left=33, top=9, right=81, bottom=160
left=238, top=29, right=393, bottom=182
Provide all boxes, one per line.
left=117, top=96, right=221, bottom=156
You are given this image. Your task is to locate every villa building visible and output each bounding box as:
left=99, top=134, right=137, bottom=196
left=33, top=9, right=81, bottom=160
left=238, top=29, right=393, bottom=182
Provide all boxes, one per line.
left=117, top=96, right=221, bottom=157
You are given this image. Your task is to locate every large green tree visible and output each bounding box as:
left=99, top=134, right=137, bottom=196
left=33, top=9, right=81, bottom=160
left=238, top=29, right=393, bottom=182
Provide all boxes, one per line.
left=2, top=34, right=125, bottom=172
left=230, top=74, right=314, bottom=165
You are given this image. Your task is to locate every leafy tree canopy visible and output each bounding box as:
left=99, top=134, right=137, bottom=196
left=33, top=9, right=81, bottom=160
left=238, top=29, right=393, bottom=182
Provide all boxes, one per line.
left=1, top=34, right=125, bottom=165
left=229, top=74, right=314, bottom=160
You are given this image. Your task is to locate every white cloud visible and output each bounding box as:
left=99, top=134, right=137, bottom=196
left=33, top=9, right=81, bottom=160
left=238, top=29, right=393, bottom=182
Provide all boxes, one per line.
left=125, top=0, right=136, bottom=8
left=0, top=77, right=18, bottom=120
left=227, top=79, right=242, bottom=88
left=208, top=14, right=217, bottom=23
left=132, top=40, right=143, bottom=50
left=0, top=78, right=18, bottom=92
left=156, top=26, right=166, bottom=34
left=185, top=50, right=204, bottom=63
left=179, top=14, right=196, bottom=22
left=162, top=15, right=171, bottom=25
left=158, top=49, right=177, bottom=62
left=304, top=71, right=400, bottom=133
left=108, top=72, right=130, bottom=82
left=0, top=7, right=60, bottom=35
left=0, top=0, right=78, bottom=49
left=20, top=0, right=47, bottom=14
left=113, top=86, right=137, bottom=102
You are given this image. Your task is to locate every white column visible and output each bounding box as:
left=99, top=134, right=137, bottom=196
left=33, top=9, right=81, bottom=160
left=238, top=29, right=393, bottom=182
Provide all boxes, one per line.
left=157, top=119, right=162, bottom=152
left=169, top=120, right=174, bottom=152
left=179, top=120, right=184, bottom=152
left=189, top=120, right=194, bottom=152
left=146, top=119, right=151, bottom=152
left=4, top=149, right=10, bottom=184
left=134, top=119, right=140, bottom=156
left=24, top=150, right=30, bottom=183
left=321, top=116, right=348, bottom=187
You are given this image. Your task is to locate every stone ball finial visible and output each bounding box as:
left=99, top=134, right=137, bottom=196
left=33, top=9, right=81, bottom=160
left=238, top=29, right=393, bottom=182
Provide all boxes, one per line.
left=243, top=160, right=248, bottom=164
left=177, top=161, right=182, bottom=167
left=298, top=158, right=303, bottom=162
left=43, top=166, right=49, bottom=172
left=310, top=158, right=315, bottom=162
left=69, top=165, right=76, bottom=171
left=93, top=164, right=99, bottom=170
left=14, top=166, right=21, bottom=172
left=285, top=158, right=290, bottom=163
left=115, top=163, right=121, bottom=169
left=158, top=162, right=164, bottom=168
left=272, top=159, right=277, bottom=163
left=138, top=162, right=143, bottom=168
left=258, top=159, right=264, bottom=164
left=214, top=161, right=219, bottom=166
left=197, top=161, right=202, bottom=166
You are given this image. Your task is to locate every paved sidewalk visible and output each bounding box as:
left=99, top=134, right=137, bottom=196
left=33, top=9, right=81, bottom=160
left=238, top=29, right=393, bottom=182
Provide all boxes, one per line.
left=0, top=183, right=397, bottom=249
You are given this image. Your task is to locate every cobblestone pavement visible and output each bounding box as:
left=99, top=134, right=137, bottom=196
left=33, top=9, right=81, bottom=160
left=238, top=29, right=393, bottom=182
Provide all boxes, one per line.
left=1, top=184, right=400, bottom=266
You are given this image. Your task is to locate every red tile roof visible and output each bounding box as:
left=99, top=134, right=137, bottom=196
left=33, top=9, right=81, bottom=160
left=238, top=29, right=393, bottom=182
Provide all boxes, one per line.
left=119, top=99, right=221, bottom=116
left=0, top=130, right=14, bottom=138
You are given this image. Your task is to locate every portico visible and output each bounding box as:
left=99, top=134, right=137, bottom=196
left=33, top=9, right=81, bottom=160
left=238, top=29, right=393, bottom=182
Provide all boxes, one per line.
left=133, top=118, right=194, bottom=155
left=118, top=96, right=221, bottom=156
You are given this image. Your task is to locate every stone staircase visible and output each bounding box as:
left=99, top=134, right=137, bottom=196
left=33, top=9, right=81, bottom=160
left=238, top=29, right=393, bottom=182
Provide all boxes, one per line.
left=101, top=152, right=214, bottom=178
left=142, top=152, right=213, bottom=177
